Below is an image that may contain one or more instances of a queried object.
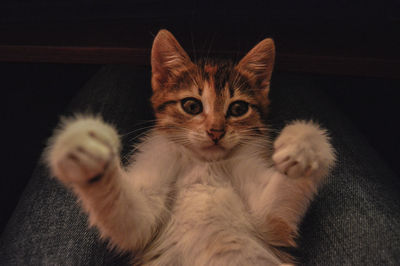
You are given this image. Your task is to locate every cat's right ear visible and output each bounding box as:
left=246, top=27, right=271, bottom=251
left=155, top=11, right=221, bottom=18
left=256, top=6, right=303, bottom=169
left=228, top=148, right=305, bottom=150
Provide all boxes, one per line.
left=236, top=38, right=275, bottom=96
left=151, top=30, right=193, bottom=91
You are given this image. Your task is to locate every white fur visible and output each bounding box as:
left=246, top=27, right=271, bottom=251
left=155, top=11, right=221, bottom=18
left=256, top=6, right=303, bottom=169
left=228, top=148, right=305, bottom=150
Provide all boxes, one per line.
left=46, top=116, right=335, bottom=265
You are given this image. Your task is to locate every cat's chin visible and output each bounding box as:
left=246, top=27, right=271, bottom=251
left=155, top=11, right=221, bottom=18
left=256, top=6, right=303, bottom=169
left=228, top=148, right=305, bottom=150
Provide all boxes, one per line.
left=194, top=145, right=232, bottom=161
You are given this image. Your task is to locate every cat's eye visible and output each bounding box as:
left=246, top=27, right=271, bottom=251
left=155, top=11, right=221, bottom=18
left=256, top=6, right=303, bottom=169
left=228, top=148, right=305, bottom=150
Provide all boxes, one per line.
left=181, top=98, right=203, bottom=115
left=228, top=101, right=249, bottom=117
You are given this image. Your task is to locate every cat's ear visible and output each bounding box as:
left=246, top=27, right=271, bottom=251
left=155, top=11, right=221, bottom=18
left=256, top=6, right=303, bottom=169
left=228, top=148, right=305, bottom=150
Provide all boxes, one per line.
left=236, top=38, right=275, bottom=93
left=151, top=29, right=193, bottom=91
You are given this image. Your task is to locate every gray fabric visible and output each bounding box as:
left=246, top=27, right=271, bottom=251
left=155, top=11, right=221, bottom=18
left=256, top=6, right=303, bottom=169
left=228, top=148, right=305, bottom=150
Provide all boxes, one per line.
left=269, top=73, right=400, bottom=265
left=1, top=66, right=399, bottom=265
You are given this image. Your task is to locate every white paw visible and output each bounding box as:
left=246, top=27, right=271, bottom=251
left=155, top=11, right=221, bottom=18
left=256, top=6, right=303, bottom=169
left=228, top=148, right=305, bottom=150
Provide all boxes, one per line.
left=46, top=116, right=120, bottom=184
left=272, top=121, right=335, bottom=179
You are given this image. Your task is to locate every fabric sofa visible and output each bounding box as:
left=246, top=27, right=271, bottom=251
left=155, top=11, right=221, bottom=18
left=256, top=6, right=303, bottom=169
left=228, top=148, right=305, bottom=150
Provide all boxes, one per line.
left=1, top=65, right=399, bottom=265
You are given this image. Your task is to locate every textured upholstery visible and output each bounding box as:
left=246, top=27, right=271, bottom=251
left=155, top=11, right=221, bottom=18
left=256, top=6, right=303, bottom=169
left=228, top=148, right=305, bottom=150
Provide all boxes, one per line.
left=1, top=65, right=399, bottom=265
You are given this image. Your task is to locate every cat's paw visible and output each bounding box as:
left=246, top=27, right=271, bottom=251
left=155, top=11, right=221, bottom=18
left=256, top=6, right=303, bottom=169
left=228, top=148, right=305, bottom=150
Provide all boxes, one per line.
left=272, top=121, right=335, bottom=179
left=46, top=116, right=120, bottom=185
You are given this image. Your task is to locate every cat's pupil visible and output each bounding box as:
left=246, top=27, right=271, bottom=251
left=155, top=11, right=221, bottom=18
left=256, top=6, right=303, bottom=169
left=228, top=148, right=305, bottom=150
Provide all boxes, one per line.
left=229, top=101, right=249, bottom=117
left=181, top=98, right=203, bottom=115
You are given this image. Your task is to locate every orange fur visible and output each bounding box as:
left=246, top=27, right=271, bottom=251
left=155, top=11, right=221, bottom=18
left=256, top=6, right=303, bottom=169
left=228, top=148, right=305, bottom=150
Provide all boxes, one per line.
left=264, top=216, right=298, bottom=248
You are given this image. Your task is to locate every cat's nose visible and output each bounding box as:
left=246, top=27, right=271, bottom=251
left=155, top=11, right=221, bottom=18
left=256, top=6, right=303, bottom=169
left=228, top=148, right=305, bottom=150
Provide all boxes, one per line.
left=207, top=129, right=226, bottom=144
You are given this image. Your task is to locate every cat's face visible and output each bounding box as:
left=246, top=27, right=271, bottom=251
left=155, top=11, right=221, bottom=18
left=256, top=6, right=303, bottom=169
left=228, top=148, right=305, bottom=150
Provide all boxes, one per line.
left=151, top=30, right=275, bottom=161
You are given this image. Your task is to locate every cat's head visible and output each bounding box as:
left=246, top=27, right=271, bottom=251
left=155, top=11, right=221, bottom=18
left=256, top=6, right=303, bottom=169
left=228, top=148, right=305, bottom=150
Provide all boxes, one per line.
left=151, top=30, right=275, bottom=161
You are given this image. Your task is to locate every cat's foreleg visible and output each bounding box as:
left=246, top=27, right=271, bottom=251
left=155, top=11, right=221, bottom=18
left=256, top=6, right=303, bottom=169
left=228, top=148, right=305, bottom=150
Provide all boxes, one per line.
left=255, top=121, right=335, bottom=247
left=46, top=116, right=169, bottom=252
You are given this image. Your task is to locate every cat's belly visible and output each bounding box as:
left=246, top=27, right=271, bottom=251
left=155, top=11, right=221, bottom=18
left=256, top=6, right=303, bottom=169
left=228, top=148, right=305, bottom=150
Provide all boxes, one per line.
left=142, top=164, right=280, bottom=266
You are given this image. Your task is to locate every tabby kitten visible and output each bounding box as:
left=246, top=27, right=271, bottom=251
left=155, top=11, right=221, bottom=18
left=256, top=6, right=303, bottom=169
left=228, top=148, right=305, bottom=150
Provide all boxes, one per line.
left=46, top=30, right=335, bottom=265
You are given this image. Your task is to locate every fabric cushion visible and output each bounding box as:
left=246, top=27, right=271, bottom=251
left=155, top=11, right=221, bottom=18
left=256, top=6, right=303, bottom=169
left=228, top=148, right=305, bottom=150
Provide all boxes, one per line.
left=1, top=65, right=399, bottom=265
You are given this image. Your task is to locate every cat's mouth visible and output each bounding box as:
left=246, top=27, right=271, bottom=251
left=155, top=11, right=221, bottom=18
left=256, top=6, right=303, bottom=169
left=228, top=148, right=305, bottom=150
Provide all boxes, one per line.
left=195, top=144, right=230, bottom=161
left=201, top=144, right=226, bottom=152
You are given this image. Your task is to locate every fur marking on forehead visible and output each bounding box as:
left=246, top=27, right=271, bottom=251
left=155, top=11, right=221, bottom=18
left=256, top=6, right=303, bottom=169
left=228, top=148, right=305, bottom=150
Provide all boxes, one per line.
left=200, top=61, right=236, bottom=98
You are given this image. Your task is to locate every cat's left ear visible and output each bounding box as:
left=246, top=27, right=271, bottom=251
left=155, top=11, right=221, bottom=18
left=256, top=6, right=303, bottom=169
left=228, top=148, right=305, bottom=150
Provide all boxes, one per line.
left=151, top=29, right=194, bottom=91
left=236, top=38, right=275, bottom=94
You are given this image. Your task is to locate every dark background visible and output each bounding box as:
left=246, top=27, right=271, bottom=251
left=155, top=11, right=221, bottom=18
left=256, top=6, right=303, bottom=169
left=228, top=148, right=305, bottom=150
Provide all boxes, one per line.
left=1, top=0, right=400, bottom=233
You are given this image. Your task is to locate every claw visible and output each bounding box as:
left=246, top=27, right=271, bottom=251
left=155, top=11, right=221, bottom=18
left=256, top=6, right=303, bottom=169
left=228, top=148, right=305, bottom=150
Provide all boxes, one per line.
left=88, top=174, right=103, bottom=183
left=284, top=161, right=298, bottom=176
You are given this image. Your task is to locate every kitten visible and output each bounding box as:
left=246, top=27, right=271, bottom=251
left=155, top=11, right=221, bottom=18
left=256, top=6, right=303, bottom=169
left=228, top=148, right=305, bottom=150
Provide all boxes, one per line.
left=46, top=30, right=335, bottom=265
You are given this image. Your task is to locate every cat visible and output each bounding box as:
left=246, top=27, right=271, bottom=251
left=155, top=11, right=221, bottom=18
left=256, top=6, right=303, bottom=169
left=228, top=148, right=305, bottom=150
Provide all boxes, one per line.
left=45, top=29, right=335, bottom=265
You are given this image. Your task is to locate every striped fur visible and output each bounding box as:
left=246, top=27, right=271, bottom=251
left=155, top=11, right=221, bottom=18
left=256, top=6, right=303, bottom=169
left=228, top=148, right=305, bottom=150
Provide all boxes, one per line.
left=151, top=30, right=274, bottom=162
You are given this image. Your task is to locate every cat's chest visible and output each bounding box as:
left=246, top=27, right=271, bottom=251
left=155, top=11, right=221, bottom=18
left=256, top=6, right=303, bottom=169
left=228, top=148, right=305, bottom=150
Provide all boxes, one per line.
left=172, top=156, right=275, bottom=210
left=177, top=162, right=232, bottom=189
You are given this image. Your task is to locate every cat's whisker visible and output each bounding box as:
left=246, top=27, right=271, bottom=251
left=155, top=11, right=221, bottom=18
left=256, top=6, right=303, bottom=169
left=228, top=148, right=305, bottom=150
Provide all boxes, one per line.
left=238, top=136, right=271, bottom=146
left=236, top=128, right=269, bottom=134
left=190, top=31, right=197, bottom=63
left=126, top=119, right=158, bottom=128
left=205, top=32, right=217, bottom=62
left=121, top=125, right=158, bottom=138
left=132, top=119, right=159, bottom=125
left=126, top=130, right=154, bottom=145
left=237, top=141, right=268, bottom=149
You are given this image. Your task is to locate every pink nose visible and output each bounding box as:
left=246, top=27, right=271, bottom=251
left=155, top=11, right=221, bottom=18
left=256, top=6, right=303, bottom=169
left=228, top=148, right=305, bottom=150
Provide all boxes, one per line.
left=207, top=129, right=226, bottom=143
